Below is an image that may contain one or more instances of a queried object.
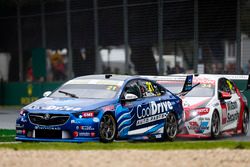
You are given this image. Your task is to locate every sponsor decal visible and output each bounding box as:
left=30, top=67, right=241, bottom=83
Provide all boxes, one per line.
left=78, top=132, right=90, bottom=137
left=80, top=126, right=95, bottom=131
left=198, top=117, right=210, bottom=121
left=196, top=108, right=210, bottom=115
left=187, top=121, right=209, bottom=132
left=226, top=101, right=238, bottom=111
left=102, top=105, right=115, bottom=111
left=200, top=122, right=209, bottom=130
left=213, top=103, right=219, bottom=107
left=136, top=113, right=167, bottom=126
left=93, top=118, right=100, bottom=122
left=136, top=101, right=173, bottom=126
left=193, top=79, right=215, bottom=85
left=188, top=121, right=199, bottom=130
left=21, top=118, right=27, bottom=123
left=29, top=105, right=82, bottom=111
left=90, top=132, right=96, bottom=137
left=82, top=112, right=94, bottom=118
left=71, top=120, right=82, bottom=124
left=34, top=126, right=61, bottom=130
left=227, top=112, right=239, bottom=122
left=221, top=103, right=227, bottom=124
left=155, top=134, right=162, bottom=139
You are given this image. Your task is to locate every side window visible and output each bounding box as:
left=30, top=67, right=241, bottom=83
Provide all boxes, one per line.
left=123, top=80, right=142, bottom=98
left=226, top=80, right=236, bottom=94
left=139, top=80, right=162, bottom=97
left=218, top=78, right=231, bottom=94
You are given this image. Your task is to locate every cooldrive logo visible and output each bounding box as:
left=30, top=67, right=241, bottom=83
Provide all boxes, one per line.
left=136, top=101, right=173, bottom=126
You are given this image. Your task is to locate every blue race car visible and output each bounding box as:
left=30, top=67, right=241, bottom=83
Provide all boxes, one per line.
left=16, top=74, right=183, bottom=142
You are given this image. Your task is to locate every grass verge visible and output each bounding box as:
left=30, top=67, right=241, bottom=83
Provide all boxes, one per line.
left=0, top=129, right=15, bottom=142
left=1, top=129, right=250, bottom=150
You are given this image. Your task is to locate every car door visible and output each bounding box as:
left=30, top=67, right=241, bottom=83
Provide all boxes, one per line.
left=116, top=79, right=146, bottom=138
left=131, top=79, right=166, bottom=135
left=219, top=78, right=241, bottom=131
left=117, top=79, right=164, bottom=137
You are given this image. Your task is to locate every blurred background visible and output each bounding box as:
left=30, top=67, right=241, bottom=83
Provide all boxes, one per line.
left=0, top=0, right=250, bottom=105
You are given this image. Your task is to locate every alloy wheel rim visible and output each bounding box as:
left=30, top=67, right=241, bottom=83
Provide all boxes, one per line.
left=212, top=112, right=219, bottom=136
left=243, top=111, right=249, bottom=133
left=166, top=113, right=177, bottom=138
left=100, top=115, right=116, bottom=140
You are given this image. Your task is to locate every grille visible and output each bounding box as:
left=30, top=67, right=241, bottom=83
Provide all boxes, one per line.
left=28, top=113, right=70, bottom=126
left=35, top=130, right=62, bottom=139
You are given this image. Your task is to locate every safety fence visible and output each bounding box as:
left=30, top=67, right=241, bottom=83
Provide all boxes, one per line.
left=1, top=0, right=250, bottom=83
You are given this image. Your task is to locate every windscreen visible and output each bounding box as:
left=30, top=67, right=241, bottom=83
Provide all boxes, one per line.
left=50, top=79, right=124, bottom=99
left=157, top=80, right=215, bottom=97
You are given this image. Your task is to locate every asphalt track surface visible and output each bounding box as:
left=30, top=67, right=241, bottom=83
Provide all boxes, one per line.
left=0, top=107, right=249, bottom=141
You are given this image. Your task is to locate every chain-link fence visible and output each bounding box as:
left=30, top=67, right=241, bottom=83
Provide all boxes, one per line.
left=0, top=0, right=250, bottom=82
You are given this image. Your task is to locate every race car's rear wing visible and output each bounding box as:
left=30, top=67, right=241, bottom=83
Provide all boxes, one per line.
left=177, top=75, right=200, bottom=96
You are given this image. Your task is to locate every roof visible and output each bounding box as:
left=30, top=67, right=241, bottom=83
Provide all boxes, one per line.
left=73, top=74, right=138, bottom=81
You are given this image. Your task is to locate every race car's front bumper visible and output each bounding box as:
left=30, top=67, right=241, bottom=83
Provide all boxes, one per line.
left=15, top=136, right=99, bottom=142
left=16, top=113, right=101, bottom=142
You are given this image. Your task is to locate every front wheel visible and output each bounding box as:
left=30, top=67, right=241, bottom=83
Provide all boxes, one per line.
left=211, top=111, right=220, bottom=139
left=242, top=110, right=249, bottom=135
left=99, top=114, right=117, bottom=143
left=164, top=112, right=178, bottom=142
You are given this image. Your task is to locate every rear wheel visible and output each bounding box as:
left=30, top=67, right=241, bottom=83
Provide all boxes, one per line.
left=99, top=114, right=116, bottom=143
left=211, top=111, right=220, bottom=139
left=242, top=110, right=249, bottom=135
left=164, top=112, right=178, bottom=142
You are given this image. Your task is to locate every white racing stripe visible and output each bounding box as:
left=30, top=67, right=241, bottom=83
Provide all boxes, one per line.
left=128, top=125, right=157, bottom=135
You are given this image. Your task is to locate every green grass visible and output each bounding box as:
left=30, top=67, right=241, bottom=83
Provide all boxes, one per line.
left=0, top=129, right=250, bottom=150
left=1, top=141, right=250, bottom=150
left=0, top=129, right=15, bottom=142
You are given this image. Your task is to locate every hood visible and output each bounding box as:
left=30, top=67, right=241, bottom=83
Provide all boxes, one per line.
left=24, top=97, right=116, bottom=113
left=181, top=97, right=212, bottom=111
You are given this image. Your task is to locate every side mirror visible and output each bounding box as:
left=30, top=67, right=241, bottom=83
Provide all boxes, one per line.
left=220, top=91, right=231, bottom=100
left=43, top=91, right=52, bottom=97
left=122, top=93, right=138, bottom=101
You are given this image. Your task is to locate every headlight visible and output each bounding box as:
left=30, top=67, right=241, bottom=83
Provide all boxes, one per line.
left=190, top=108, right=210, bottom=117
left=19, top=109, right=28, bottom=116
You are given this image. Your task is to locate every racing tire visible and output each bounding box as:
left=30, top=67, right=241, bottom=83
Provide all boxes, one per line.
left=99, top=113, right=117, bottom=143
left=211, top=111, right=220, bottom=139
left=242, top=110, right=249, bottom=136
left=164, top=112, right=178, bottom=142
